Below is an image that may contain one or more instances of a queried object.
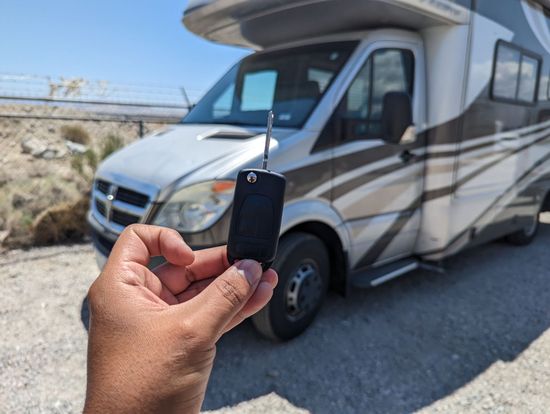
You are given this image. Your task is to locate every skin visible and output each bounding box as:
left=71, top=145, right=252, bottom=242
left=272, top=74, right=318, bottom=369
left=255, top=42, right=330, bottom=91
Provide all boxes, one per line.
left=84, top=224, right=278, bottom=414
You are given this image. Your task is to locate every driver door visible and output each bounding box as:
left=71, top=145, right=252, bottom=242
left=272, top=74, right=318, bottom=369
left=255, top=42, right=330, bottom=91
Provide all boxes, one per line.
left=328, top=44, right=425, bottom=270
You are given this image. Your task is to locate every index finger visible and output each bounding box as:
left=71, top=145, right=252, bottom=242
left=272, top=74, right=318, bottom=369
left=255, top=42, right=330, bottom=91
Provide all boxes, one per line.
left=110, top=224, right=195, bottom=267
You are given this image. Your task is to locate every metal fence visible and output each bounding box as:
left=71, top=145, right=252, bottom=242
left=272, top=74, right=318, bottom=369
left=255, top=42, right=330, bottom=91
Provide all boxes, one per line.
left=0, top=72, right=193, bottom=137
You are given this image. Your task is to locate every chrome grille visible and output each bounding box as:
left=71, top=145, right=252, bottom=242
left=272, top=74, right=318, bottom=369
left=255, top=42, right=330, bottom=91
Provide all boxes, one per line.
left=111, top=209, right=140, bottom=226
left=95, top=199, right=107, bottom=217
left=96, top=179, right=110, bottom=195
left=115, top=187, right=149, bottom=208
left=91, top=178, right=155, bottom=233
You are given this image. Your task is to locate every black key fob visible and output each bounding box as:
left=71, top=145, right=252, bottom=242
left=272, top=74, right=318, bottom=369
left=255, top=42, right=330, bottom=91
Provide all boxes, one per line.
left=227, top=168, right=286, bottom=271
left=227, top=111, right=285, bottom=270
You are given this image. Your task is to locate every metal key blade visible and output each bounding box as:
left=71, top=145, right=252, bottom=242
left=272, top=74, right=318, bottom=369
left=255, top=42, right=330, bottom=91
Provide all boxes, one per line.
left=262, top=111, right=274, bottom=170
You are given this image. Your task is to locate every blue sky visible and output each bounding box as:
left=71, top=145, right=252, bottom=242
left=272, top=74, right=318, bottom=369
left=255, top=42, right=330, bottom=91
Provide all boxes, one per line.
left=0, top=0, right=250, bottom=101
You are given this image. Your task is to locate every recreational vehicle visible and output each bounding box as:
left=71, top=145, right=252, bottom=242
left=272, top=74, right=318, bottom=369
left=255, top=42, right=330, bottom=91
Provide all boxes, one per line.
left=88, top=0, right=550, bottom=340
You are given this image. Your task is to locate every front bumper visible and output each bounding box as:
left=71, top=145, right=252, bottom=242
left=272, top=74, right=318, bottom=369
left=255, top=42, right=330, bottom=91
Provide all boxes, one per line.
left=93, top=247, right=108, bottom=270
left=88, top=208, right=232, bottom=269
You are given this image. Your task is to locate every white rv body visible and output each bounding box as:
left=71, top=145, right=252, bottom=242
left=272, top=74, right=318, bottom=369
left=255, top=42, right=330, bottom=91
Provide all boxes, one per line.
left=88, top=0, right=550, bottom=338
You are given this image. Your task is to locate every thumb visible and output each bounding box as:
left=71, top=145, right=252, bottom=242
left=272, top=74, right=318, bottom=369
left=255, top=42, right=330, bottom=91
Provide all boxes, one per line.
left=184, top=259, right=263, bottom=342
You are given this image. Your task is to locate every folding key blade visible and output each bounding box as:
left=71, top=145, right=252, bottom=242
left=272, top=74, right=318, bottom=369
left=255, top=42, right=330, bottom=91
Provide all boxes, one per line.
left=262, top=110, right=274, bottom=170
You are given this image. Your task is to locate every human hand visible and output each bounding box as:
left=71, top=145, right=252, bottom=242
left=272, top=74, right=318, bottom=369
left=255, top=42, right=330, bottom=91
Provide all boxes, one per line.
left=84, top=224, right=277, bottom=414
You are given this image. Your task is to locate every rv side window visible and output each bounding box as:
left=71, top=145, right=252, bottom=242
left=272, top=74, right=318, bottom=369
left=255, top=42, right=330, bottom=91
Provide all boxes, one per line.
left=339, top=49, right=414, bottom=141
left=491, top=41, right=541, bottom=104
left=518, top=56, right=538, bottom=102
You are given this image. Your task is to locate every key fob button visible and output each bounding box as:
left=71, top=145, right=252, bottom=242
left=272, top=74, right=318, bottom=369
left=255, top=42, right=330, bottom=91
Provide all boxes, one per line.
left=237, top=194, right=273, bottom=239
left=235, top=242, right=267, bottom=258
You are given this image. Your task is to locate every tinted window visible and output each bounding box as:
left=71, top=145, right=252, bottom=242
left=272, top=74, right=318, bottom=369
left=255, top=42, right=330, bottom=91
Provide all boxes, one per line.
left=307, top=68, right=333, bottom=93
left=183, top=42, right=357, bottom=128
left=493, top=44, right=521, bottom=99
left=212, top=84, right=234, bottom=118
left=517, top=55, right=538, bottom=102
left=492, top=42, right=540, bottom=104
left=340, top=49, right=414, bottom=140
left=241, top=70, right=277, bottom=111
left=346, top=59, right=371, bottom=118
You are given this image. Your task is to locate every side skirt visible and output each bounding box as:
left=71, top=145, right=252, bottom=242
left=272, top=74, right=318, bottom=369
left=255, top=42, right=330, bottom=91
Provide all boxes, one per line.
left=350, top=257, right=447, bottom=288
left=350, top=258, right=419, bottom=288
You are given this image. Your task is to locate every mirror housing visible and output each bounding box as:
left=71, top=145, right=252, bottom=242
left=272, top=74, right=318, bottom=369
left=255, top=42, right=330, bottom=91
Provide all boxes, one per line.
left=381, top=92, right=413, bottom=145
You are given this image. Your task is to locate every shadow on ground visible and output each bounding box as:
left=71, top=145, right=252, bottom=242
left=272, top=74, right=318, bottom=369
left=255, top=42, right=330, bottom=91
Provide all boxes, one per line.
left=201, top=222, right=550, bottom=413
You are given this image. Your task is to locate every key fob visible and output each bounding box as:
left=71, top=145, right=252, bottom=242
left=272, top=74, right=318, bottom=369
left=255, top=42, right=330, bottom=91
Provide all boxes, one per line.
left=227, top=168, right=286, bottom=271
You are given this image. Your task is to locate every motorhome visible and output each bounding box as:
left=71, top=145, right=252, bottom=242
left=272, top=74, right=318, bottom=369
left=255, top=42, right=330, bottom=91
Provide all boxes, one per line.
left=88, top=0, right=550, bottom=340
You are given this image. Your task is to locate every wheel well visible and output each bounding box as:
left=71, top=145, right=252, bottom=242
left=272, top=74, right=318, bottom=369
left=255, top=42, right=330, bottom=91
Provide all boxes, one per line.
left=283, top=221, right=347, bottom=295
left=542, top=191, right=550, bottom=212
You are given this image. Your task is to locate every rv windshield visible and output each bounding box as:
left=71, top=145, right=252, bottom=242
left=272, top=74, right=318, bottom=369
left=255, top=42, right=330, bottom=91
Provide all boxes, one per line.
left=183, top=41, right=357, bottom=128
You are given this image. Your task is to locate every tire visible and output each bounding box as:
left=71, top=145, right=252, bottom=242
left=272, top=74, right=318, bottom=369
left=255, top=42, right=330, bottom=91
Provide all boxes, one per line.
left=506, top=210, right=540, bottom=246
left=252, top=232, right=330, bottom=341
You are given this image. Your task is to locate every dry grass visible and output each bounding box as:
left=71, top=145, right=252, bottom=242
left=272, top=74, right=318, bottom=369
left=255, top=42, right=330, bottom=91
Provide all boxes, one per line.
left=100, top=134, right=124, bottom=160
left=0, top=103, right=167, bottom=249
left=1, top=176, right=85, bottom=247
left=60, top=124, right=90, bottom=144
left=32, top=194, right=90, bottom=245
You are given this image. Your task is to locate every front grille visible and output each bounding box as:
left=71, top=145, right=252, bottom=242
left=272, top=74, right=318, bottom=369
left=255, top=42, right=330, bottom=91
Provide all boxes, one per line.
left=95, top=199, right=107, bottom=217
left=96, top=179, right=110, bottom=194
left=111, top=209, right=140, bottom=226
left=116, top=187, right=149, bottom=208
left=91, top=228, right=115, bottom=256
left=92, top=178, right=153, bottom=231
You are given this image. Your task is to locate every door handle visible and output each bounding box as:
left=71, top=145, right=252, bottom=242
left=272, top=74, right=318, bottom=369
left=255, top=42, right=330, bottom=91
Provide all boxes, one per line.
left=400, top=150, right=414, bottom=163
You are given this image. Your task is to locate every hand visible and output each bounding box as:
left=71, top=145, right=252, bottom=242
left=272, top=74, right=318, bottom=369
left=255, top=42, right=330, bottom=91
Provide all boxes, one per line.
left=84, top=224, right=277, bottom=414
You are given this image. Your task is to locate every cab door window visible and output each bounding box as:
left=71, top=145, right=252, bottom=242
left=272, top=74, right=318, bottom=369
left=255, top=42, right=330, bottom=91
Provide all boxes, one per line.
left=341, top=49, right=414, bottom=141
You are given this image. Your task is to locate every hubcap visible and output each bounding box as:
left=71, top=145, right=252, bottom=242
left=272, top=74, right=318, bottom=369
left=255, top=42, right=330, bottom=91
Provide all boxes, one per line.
left=285, top=261, right=323, bottom=321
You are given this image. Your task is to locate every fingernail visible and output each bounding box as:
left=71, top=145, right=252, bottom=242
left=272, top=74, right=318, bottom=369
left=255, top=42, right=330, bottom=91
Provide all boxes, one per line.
left=235, top=260, right=262, bottom=285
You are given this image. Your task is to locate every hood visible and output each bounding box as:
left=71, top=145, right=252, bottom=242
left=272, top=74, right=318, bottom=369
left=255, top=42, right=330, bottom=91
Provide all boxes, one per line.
left=96, top=124, right=294, bottom=190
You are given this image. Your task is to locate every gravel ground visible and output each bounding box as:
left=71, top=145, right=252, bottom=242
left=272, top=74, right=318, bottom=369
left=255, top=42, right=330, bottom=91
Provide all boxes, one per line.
left=1, top=215, right=550, bottom=413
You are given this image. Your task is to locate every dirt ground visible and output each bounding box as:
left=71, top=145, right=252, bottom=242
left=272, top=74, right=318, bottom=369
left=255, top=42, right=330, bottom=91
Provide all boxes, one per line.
left=1, top=214, right=550, bottom=413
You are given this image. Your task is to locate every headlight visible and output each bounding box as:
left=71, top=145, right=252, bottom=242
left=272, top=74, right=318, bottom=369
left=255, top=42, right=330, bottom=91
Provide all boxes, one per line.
left=153, top=180, right=235, bottom=232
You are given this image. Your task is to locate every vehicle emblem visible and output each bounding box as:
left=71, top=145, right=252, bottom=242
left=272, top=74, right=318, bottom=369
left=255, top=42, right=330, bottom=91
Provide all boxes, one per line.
left=105, top=185, right=118, bottom=220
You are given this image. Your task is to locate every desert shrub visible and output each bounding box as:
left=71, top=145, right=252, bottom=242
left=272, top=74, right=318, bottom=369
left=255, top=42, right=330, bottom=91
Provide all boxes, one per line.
left=71, top=154, right=84, bottom=175
left=0, top=174, right=85, bottom=248
left=100, top=134, right=124, bottom=160
left=32, top=194, right=90, bottom=245
left=19, top=212, right=34, bottom=230
left=71, top=148, right=98, bottom=177
left=84, top=148, right=98, bottom=170
left=61, top=124, right=90, bottom=144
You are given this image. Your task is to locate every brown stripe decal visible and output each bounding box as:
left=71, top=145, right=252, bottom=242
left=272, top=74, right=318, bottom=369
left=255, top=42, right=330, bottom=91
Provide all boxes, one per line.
left=424, top=132, right=550, bottom=201
left=321, top=157, right=424, bottom=200
left=285, top=123, right=550, bottom=203
left=353, top=197, right=421, bottom=270
left=417, top=151, right=550, bottom=257
left=354, top=144, right=550, bottom=268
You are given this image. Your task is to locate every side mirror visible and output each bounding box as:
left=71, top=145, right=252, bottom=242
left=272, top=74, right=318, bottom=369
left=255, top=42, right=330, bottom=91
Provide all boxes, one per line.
left=381, top=92, right=413, bottom=145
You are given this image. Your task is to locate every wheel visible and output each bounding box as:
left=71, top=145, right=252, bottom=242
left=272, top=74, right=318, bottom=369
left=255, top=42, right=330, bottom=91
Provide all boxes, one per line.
left=506, top=210, right=540, bottom=246
left=252, top=232, right=329, bottom=341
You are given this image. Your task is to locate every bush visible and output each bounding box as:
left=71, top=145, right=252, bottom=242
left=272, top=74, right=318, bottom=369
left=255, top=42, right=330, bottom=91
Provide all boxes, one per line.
left=100, top=134, right=124, bottom=160
left=84, top=149, right=98, bottom=170
left=71, top=154, right=84, bottom=175
left=71, top=148, right=99, bottom=178
left=61, top=124, right=90, bottom=145
left=32, top=194, right=90, bottom=245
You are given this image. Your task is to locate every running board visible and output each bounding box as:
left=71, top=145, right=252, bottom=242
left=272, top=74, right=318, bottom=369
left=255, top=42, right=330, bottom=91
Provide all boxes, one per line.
left=350, top=258, right=419, bottom=288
